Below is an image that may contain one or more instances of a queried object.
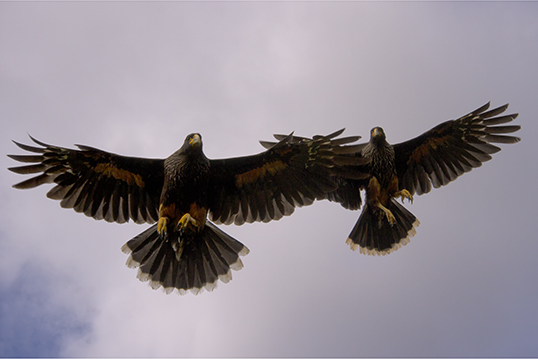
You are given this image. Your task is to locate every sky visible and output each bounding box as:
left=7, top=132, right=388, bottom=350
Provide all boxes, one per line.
left=1, top=2, right=537, bottom=357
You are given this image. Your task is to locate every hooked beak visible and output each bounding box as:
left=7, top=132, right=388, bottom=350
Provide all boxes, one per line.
left=372, top=128, right=383, bottom=138
left=189, top=134, right=201, bottom=147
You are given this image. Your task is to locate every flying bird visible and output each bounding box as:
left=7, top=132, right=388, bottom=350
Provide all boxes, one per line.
left=261, top=103, right=521, bottom=256
left=8, top=129, right=366, bottom=294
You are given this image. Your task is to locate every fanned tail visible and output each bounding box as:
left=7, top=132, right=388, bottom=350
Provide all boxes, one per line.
left=121, top=222, right=249, bottom=294
left=346, top=199, right=420, bottom=256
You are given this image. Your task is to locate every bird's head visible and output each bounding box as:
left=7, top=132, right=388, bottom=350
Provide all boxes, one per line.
left=369, top=127, right=387, bottom=144
left=182, top=133, right=203, bottom=153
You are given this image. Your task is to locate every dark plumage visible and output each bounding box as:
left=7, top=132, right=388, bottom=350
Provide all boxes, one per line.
left=261, top=103, right=521, bottom=255
left=8, top=130, right=366, bottom=294
left=342, top=126, right=419, bottom=255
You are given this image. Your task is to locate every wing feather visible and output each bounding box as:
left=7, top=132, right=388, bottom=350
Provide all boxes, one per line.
left=8, top=136, right=165, bottom=224
left=394, top=103, right=520, bottom=196
left=208, top=130, right=365, bottom=225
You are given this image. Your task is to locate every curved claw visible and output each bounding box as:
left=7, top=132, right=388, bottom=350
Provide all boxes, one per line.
left=157, top=217, right=169, bottom=239
left=177, top=213, right=200, bottom=232
left=377, top=203, right=396, bottom=226
left=395, top=189, right=413, bottom=204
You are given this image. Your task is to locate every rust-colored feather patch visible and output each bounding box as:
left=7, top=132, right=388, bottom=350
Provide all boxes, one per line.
left=235, top=160, right=287, bottom=188
left=94, top=163, right=145, bottom=187
left=408, top=135, right=450, bottom=165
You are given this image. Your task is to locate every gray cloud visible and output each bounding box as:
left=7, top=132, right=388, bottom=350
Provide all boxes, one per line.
left=1, top=1, right=537, bottom=357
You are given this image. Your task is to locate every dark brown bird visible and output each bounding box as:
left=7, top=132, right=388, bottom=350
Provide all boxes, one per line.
left=8, top=129, right=365, bottom=294
left=261, top=103, right=521, bottom=255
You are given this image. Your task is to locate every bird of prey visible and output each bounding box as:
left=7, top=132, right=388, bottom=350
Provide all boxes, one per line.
left=8, top=129, right=366, bottom=294
left=261, top=103, right=521, bottom=256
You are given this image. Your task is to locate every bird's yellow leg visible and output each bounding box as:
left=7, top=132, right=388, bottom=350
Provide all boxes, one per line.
left=177, top=213, right=199, bottom=231
left=376, top=203, right=396, bottom=225
left=394, top=189, right=413, bottom=204
left=157, top=216, right=169, bottom=238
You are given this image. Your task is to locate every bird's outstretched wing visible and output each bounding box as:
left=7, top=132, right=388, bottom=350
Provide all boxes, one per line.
left=394, top=103, right=521, bottom=196
left=208, top=129, right=368, bottom=225
left=260, top=132, right=369, bottom=212
left=8, top=136, right=165, bottom=224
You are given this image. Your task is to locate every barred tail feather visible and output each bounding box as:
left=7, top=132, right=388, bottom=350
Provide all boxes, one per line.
left=346, top=199, right=420, bottom=256
left=121, top=222, right=249, bottom=294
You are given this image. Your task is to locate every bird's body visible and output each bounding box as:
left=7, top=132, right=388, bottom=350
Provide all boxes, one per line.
left=262, top=103, right=521, bottom=255
left=158, top=134, right=210, bottom=236
left=346, top=127, right=418, bottom=255
left=9, top=129, right=365, bottom=294
left=342, top=103, right=520, bottom=255
left=362, top=127, right=400, bottom=214
left=121, top=134, right=247, bottom=294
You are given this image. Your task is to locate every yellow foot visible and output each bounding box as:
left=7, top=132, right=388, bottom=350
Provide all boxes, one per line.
left=395, top=189, right=413, bottom=204
left=157, top=217, right=169, bottom=238
left=377, top=203, right=396, bottom=225
left=177, top=213, right=199, bottom=232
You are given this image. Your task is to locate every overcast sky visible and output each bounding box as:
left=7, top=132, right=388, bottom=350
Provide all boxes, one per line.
left=1, top=2, right=537, bottom=357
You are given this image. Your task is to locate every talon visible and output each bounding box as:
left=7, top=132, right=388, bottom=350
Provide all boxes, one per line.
left=385, top=210, right=396, bottom=225
left=377, top=203, right=396, bottom=225
left=395, top=189, right=413, bottom=204
left=157, top=217, right=169, bottom=238
left=177, top=213, right=199, bottom=231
